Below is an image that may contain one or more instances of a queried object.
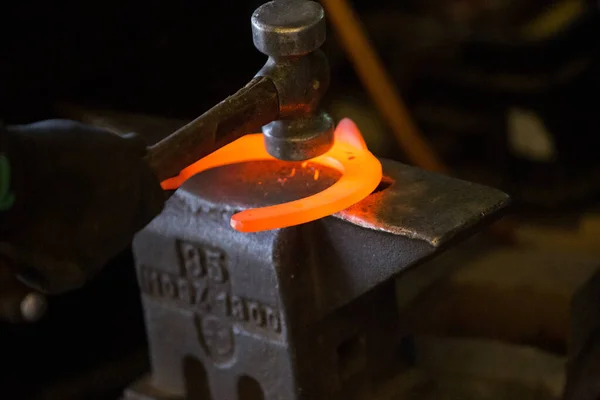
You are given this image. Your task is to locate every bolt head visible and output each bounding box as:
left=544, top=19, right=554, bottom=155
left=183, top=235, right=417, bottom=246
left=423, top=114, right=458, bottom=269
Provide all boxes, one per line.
left=252, top=0, right=326, bottom=57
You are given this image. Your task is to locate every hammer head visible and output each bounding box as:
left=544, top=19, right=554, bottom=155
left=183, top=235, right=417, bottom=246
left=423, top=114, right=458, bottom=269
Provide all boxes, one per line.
left=252, top=0, right=334, bottom=161
left=252, top=0, right=326, bottom=57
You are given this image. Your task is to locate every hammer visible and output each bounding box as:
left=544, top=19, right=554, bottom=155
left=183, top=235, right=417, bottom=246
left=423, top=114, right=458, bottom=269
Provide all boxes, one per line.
left=144, top=0, right=334, bottom=182
left=0, top=0, right=330, bottom=324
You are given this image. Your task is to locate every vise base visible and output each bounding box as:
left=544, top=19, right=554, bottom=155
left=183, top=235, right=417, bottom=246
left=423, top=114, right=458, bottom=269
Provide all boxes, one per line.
left=124, top=158, right=509, bottom=400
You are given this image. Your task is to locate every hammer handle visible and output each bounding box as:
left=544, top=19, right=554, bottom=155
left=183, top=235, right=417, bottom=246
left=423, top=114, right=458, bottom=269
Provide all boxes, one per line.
left=145, top=77, right=279, bottom=182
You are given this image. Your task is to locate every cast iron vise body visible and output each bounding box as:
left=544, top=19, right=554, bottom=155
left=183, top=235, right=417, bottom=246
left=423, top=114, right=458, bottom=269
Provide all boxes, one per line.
left=124, top=158, right=509, bottom=400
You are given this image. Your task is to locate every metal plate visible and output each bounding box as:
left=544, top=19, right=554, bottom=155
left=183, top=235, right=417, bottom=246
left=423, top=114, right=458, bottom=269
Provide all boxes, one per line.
left=337, top=159, right=511, bottom=247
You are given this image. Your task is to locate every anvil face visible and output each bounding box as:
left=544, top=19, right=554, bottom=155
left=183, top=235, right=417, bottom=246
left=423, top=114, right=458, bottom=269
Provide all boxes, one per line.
left=125, top=159, right=509, bottom=400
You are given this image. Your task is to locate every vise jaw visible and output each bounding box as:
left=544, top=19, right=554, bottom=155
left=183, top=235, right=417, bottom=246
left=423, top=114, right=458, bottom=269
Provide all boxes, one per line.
left=124, top=159, right=509, bottom=400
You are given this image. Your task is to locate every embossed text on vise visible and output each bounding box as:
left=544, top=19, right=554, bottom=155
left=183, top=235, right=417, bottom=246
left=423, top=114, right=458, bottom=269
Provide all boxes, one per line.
left=138, top=241, right=283, bottom=336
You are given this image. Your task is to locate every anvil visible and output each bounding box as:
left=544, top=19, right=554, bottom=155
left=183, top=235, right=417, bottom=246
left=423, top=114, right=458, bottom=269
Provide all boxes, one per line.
left=124, top=158, right=509, bottom=400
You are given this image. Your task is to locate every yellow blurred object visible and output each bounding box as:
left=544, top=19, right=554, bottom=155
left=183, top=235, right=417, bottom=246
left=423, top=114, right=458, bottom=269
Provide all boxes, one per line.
left=320, top=0, right=448, bottom=174
left=520, top=0, right=583, bottom=40
left=321, top=0, right=519, bottom=242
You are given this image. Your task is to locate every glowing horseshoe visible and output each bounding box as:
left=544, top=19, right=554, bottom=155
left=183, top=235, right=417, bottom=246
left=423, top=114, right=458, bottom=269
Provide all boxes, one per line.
left=161, top=118, right=383, bottom=232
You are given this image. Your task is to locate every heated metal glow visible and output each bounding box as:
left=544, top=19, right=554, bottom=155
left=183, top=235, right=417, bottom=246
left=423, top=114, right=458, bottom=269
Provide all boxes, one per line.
left=161, top=118, right=382, bottom=232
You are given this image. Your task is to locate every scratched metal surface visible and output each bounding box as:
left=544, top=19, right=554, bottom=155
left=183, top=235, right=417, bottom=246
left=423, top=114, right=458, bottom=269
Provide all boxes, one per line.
left=129, top=160, right=433, bottom=400
left=127, top=157, right=510, bottom=400
left=336, top=159, right=511, bottom=247
left=66, top=106, right=509, bottom=248
left=171, top=158, right=509, bottom=247
left=166, top=159, right=509, bottom=322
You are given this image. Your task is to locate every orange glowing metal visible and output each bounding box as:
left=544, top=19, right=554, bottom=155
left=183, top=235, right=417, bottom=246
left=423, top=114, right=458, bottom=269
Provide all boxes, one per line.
left=161, top=118, right=382, bottom=232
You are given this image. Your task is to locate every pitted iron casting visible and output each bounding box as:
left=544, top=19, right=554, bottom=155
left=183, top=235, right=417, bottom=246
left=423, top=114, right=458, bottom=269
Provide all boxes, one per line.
left=123, top=158, right=509, bottom=400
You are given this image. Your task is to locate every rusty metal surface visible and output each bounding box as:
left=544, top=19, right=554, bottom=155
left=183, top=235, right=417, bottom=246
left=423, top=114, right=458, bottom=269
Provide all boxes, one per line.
left=336, top=159, right=511, bottom=247
left=125, top=158, right=509, bottom=400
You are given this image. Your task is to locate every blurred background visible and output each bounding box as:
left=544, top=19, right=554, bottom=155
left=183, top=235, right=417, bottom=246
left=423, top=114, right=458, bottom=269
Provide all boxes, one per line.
left=1, top=0, right=600, bottom=398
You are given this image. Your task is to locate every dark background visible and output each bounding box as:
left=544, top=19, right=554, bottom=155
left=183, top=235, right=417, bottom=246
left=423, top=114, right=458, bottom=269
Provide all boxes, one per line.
left=1, top=1, right=600, bottom=398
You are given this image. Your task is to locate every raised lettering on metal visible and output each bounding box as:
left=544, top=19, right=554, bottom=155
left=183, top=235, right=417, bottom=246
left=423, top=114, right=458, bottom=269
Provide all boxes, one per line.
left=139, top=241, right=283, bottom=365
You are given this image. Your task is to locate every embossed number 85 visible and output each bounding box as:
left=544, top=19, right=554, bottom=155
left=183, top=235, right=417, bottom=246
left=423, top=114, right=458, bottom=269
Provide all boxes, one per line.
left=180, top=242, right=228, bottom=284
